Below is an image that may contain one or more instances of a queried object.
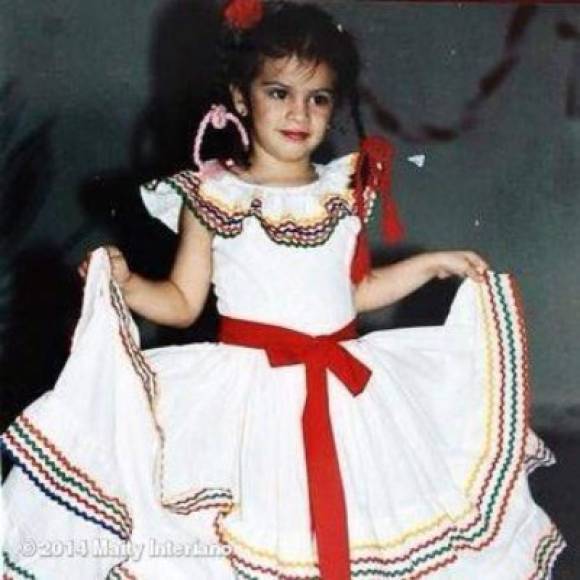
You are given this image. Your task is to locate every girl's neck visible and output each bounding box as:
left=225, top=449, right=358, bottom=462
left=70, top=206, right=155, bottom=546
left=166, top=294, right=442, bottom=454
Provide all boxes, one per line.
left=238, top=154, right=318, bottom=187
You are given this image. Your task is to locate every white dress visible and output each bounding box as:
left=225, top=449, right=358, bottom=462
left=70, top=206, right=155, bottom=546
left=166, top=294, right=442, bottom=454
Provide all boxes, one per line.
left=1, top=154, right=567, bottom=579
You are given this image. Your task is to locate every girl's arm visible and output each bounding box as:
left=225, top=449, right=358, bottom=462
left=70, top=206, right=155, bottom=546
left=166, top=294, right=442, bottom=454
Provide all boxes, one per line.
left=113, top=206, right=213, bottom=328
left=354, top=250, right=489, bottom=314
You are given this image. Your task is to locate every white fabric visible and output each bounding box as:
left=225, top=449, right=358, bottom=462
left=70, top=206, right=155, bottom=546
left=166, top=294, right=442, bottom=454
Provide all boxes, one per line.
left=1, top=156, right=567, bottom=579
left=212, top=217, right=360, bottom=334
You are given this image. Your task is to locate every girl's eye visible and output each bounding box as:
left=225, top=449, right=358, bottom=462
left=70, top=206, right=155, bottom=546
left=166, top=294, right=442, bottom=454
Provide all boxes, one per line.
left=268, top=88, right=288, bottom=100
left=311, top=93, right=333, bottom=107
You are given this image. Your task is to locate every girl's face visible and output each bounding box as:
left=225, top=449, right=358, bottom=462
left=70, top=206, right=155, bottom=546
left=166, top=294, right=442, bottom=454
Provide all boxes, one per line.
left=232, top=55, right=336, bottom=169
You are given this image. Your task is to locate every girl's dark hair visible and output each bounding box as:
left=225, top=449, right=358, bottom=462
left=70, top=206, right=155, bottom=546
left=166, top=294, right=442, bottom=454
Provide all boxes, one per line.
left=215, top=1, right=365, bottom=167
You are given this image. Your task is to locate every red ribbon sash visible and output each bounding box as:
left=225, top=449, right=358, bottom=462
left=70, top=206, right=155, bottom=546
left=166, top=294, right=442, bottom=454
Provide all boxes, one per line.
left=218, top=316, right=372, bottom=580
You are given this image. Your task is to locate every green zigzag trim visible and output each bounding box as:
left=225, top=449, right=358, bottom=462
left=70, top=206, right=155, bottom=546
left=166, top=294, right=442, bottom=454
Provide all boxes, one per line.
left=10, top=420, right=128, bottom=528
left=3, top=551, right=37, bottom=579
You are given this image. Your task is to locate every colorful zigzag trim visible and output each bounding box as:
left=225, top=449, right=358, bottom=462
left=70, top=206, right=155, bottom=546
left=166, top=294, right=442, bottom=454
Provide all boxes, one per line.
left=144, top=155, right=376, bottom=249
left=1, top=414, right=132, bottom=541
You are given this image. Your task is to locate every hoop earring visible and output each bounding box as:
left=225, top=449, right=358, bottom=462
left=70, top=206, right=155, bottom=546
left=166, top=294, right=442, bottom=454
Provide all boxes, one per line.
left=192, top=104, right=250, bottom=171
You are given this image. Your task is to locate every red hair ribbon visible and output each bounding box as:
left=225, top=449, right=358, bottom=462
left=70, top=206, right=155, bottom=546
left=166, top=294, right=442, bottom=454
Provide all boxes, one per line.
left=350, top=136, right=405, bottom=284
left=223, top=0, right=264, bottom=30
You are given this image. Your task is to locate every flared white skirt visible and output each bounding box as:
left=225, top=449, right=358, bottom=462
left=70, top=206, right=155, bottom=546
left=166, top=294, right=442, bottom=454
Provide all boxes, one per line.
left=1, top=250, right=566, bottom=579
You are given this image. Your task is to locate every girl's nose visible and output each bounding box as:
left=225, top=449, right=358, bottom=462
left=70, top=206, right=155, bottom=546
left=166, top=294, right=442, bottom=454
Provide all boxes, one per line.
left=287, top=97, right=309, bottom=121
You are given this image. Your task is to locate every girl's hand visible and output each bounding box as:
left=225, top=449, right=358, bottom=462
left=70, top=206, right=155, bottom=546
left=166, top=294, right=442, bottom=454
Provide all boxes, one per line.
left=77, top=245, right=132, bottom=288
left=429, top=250, right=489, bottom=283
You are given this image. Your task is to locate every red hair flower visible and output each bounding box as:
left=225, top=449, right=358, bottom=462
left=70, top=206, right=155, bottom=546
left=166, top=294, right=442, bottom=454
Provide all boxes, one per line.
left=223, top=0, right=264, bottom=30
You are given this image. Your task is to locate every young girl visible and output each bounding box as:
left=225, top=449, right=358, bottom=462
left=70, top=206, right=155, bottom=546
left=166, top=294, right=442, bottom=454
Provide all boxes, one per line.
left=1, top=1, right=566, bottom=579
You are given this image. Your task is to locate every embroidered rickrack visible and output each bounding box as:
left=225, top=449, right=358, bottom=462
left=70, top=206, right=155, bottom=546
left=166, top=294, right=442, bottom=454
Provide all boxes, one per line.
left=140, top=153, right=377, bottom=248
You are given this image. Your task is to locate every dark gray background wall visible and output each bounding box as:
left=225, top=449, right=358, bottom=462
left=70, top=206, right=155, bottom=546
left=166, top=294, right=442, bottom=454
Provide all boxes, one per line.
left=1, top=1, right=579, bottom=438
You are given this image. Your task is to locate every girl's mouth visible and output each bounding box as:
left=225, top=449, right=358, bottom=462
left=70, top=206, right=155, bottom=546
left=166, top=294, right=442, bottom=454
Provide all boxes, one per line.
left=280, top=130, right=310, bottom=142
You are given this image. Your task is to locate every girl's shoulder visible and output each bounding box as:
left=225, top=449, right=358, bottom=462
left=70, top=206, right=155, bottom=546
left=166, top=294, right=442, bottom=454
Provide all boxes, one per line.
left=140, top=152, right=376, bottom=242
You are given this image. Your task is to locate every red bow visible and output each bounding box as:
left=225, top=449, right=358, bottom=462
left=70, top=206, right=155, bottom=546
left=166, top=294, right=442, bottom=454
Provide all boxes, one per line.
left=219, top=316, right=371, bottom=580
left=350, top=136, right=405, bottom=284
left=223, top=0, right=264, bottom=30
left=354, top=136, right=404, bottom=243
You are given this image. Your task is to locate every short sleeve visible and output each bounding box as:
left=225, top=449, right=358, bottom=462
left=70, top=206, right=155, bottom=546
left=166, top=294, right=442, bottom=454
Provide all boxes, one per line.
left=140, top=178, right=184, bottom=234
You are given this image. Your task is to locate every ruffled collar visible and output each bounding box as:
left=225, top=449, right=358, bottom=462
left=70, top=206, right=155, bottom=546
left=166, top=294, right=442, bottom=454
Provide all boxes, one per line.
left=141, top=152, right=377, bottom=247
left=210, top=153, right=356, bottom=196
